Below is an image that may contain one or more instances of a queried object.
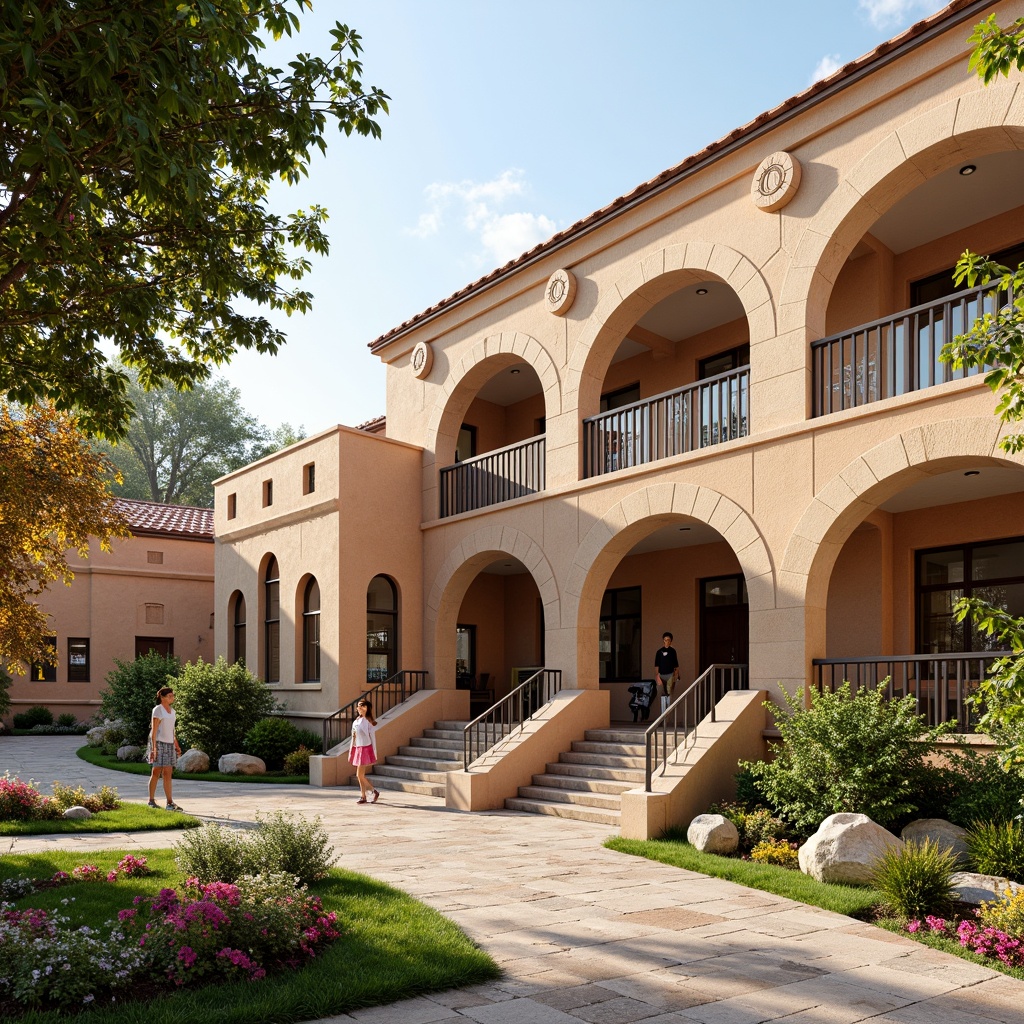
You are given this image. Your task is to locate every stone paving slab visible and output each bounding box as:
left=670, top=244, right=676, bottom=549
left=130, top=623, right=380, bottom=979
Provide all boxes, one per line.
left=2, top=735, right=1024, bottom=1023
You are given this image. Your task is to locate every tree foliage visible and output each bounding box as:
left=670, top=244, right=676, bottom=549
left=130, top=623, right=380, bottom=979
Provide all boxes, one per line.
left=967, top=14, right=1024, bottom=83
left=0, top=403, right=129, bottom=670
left=99, top=651, right=182, bottom=746
left=0, top=1, right=387, bottom=439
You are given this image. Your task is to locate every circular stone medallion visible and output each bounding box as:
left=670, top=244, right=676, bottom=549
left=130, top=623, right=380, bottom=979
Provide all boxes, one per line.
left=751, top=151, right=802, bottom=212
left=544, top=268, right=577, bottom=316
left=410, top=340, right=433, bottom=379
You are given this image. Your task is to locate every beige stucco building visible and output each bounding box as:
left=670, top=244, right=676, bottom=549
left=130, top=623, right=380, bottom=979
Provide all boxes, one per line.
left=214, top=0, right=1024, bottom=833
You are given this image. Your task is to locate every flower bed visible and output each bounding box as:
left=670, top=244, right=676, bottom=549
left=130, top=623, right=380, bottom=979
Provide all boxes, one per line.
left=907, top=914, right=1024, bottom=968
left=0, top=773, right=120, bottom=822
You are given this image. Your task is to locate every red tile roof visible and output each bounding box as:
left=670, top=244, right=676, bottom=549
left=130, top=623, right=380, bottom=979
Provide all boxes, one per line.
left=115, top=498, right=214, bottom=540
left=356, top=414, right=387, bottom=434
left=369, top=0, right=989, bottom=352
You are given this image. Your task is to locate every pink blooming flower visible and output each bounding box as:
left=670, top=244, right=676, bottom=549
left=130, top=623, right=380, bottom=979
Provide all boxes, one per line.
left=906, top=919, right=921, bottom=933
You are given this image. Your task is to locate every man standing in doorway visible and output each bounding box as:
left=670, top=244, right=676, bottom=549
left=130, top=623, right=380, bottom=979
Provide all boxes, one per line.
left=654, top=632, right=680, bottom=715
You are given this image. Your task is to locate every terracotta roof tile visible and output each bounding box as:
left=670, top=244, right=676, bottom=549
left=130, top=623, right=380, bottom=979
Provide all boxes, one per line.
left=356, top=414, right=386, bottom=433
left=115, top=498, right=214, bottom=540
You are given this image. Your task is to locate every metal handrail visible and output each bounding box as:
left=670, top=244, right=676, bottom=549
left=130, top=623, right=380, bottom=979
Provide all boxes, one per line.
left=439, top=433, right=545, bottom=517
left=644, top=664, right=748, bottom=791
left=321, top=670, right=428, bottom=752
left=813, top=652, right=1007, bottom=732
left=582, top=365, right=749, bottom=478
left=463, top=667, right=562, bottom=768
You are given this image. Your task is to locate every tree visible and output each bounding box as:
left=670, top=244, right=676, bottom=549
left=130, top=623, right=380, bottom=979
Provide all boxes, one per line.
left=99, top=370, right=305, bottom=507
left=0, top=403, right=129, bottom=671
left=0, top=1, right=387, bottom=439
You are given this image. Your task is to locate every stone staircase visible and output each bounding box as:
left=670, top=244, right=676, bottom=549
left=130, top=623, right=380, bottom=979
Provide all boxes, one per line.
left=352, top=720, right=469, bottom=798
left=504, top=728, right=646, bottom=826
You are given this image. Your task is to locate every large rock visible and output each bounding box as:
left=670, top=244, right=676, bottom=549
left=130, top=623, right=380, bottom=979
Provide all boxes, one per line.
left=798, top=813, right=903, bottom=884
left=687, top=813, right=740, bottom=855
left=117, top=744, right=143, bottom=761
left=950, top=872, right=1023, bottom=904
left=218, top=753, right=266, bottom=775
left=63, top=806, right=92, bottom=819
left=901, top=818, right=969, bottom=867
left=177, top=748, right=210, bottom=773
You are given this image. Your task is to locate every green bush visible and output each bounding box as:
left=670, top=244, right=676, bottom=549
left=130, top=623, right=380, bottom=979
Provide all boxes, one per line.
left=294, top=727, right=323, bottom=754
left=283, top=745, right=313, bottom=775
left=101, top=726, right=128, bottom=756
left=915, top=744, right=1024, bottom=827
left=707, top=801, right=786, bottom=853
left=173, top=657, right=282, bottom=761
left=741, top=682, right=949, bottom=832
left=54, top=712, right=77, bottom=728
left=173, top=822, right=246, bottom=882
left=734, top=764, right=769, bottom=808
left=13, top=705, right=53, bottom=729
left=872, top=838, right=960, bottom=919
left=965, top=820, right=1024, bottom=879
left=50, top=782, right=120, bottom=813
left=750, top=838, right=799, bottom=868
left=243, top=717, right=301, bottom=771
left=99, top=651, right=181, bottom=745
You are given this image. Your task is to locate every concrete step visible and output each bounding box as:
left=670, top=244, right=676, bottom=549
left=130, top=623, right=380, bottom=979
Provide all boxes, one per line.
left=504, top=797, right=619, bottom=826
left=585, top=728, right=650, bottom=744
left=407, top=735, right=464, bottom=752
left=396, top=745, right=463, bottom=762
left=571, top=739, right=646, bottom=757
left=544, top=761, right=645, bottom=783
left=372, top=763, right=451, bottom=784
left=351, top=776, right=444, bottom=798
left=423, top=728, right=467, bottom=742
left=387, top=754, right=465, bottom=772
left=530, top=773, right=635, bottom=795
left=517, top=785, right=622, bottom=810
left=433, top=720, right=471, bottom=731
left=559, top=750, right=646, bottom=769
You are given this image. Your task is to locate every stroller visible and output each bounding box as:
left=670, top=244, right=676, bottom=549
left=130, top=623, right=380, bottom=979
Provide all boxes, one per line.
left=627, top=679, right=658, bottom=723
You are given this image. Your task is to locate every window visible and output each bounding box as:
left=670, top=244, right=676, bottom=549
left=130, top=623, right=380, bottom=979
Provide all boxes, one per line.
left=456, top=424, right=477, bottom=463
left=599, top=586, right=642, bottom=681
left=232, top=592, right=246, bottom=665
left=31, top=637, right=57, bottom=682
left=264, top=556, right=280, bottom=682
left=600, top=383, right=640, bottom=413
left=699, top=344, right=750, bottom=380
left=262, top=480, right=273, bottom=507
left=917, top=537, right=1024, bottom=653
left=227, top=493, right=237, bottom=520
left=135, top=637, right=173, bottom=659
left=366, top=575, right=397, bottom=683
left=303, top=577, right=321, bottom=682
left=147, top=550, right=164, bottom=564
left=456, top=624, right=476, bottom=686
left=911, top=240, right=1024, bottom=306
left=303, top=462, right=316, bottom=495
left=68, top=638, right=90, bottom=682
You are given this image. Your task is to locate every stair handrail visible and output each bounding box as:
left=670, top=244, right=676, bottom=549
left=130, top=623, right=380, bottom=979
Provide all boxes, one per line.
left=321, top=670, right=428, bottom=753
left=463, top=667, right=562, bottom=769
left=644, top=664, right=748, bottom=791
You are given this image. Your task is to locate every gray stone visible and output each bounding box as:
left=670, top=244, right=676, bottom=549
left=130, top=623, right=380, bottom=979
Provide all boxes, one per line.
left=117, top=744, right=143, bottom=761
left=62, top=806, right=92, bottom=819
left=218, top=752, right=266, bottom=775
left=686, top=813, right=740, bottom=855
left=798, top=812, right=903, bottom=884
left=950, top=871, right=1022, bottom=904
left=901, top=818, right=970, bottom=866
left=177, top=748, right=210, bottom=773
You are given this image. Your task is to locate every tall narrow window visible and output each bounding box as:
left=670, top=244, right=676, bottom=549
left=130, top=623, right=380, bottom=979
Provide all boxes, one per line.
left=31, top=637, right=58, bottom=682
left=303, top=578, right=321, bottom=682
left=366, top=575, right=397, bottom=683
left=232, top=592, right=246, bottom=665
left=227, top=493, right=237, bottom=520
left=264, top=557, right=280, bottom=683
left=262, top=480, right=273, bottom=507
left=68, top=638, right=90, bottom=682
left=303, top=462, right=316, bottom=495
left=599, top=587, right=642, bottom=682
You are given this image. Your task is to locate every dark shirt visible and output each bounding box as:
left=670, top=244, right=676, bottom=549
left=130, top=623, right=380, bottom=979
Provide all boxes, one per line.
left=654, top=646, right=679, bottom=675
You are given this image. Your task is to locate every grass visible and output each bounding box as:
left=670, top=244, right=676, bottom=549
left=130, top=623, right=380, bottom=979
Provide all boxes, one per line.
left=77, top=744, right=310, bottom=784
left=1, top=848, right=500, bottom=1023
left=0, top=803, right=199, bottom=836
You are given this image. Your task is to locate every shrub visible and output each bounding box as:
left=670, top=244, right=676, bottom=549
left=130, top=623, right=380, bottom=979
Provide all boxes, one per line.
left=55, top=712, right=77, bottom=728
left=872, top=838, right=960, bottom=919
left=978, top=887, right=1024, bottom=938
left=734, top=764, right=769, bottom=808
left=174, top=823, right=247, bottom=883
left=283, top=745, right=313, bottom=775
left=173, top=657, right=282, bottom=761
left=99, top=651, right=181, bottom=745
left=243, top=717, right=301, bottom=770
left=13, top=705, right=53, bottom=729
left=0, top=773, right=56, bottom=821
left=965, top=820, right=1024, bottom=879
left=916, top=744, right=1024, bottom=828
left=750, top=838, right=799, bottom=868
left=51, top=781, right=120, bottom=814
left=101, top=725, right=128, bottom=756
left=707, top=801, right=786, bottom=853
left=741, top=682, right=949, bottom=832
left=294, top=727, right=323, bottom=754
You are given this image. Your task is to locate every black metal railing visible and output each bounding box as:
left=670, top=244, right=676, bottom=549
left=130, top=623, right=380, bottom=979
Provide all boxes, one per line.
left=811, top=284, right=1012, bottom=417
left=439, top=434, right=545, bottom=518
left=583, top=366, right=749, bottom=478
left=463, top=668, right=562, bottom=768
left=645, top=664, right=748, bottom=791
left=322, top=670, right=428, bottom=752
left=813, top=653, right=1006, bottom=732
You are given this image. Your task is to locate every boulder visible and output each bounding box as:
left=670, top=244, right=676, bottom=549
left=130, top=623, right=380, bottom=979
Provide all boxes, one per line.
left=117, top=744, right=143, bottom=761
left=177, top=748, right=210, bottom=773
left=900, top=818, right=969, bottom=867
left=950, top=872, right=1023, bottom=904
left=687, top=813, right=740, bottom=855
left=63, top=806, right=92, bottom=819
left=798, top=813, right=903, bottom=884
left=218, top=753, right=266, bottom=775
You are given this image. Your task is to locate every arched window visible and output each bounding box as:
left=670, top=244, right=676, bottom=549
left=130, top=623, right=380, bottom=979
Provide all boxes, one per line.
left=303, top=577, right=321, bottom=683
left=366, top=575, right=397, bottom=683
left=264, top=556, right=280, bottom=683
left=232, top=592, right=246, bottom=665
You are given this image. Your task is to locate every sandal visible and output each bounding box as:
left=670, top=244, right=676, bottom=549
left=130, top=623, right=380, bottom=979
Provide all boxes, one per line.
left=372, top=790, right=380, bottom=803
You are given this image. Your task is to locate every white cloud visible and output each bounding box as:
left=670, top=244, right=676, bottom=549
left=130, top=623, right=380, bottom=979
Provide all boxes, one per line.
left=810, top=53, right=843, bottom=84
left=858, top=0, right=934, bottom=30
left=406, top=169, right=557, bottom=267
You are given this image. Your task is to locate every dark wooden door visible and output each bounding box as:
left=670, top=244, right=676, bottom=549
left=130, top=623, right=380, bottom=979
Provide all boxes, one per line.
left=699, top=575, right=748, bottom=672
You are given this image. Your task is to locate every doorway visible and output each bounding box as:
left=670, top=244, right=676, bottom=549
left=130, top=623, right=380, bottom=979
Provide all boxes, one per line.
left=699, top=574, right=748, bottom=673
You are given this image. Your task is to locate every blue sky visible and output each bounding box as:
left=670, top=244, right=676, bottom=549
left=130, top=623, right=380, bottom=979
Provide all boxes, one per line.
left=223, top=0, right=950, bottom=435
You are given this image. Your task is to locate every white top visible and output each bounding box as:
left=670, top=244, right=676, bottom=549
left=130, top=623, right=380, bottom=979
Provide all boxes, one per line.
left=352, top=716, right=376, bottom=754
left=152, top=704, right=176, bottom=744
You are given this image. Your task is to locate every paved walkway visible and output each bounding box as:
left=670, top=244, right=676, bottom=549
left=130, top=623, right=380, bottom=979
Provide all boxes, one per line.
left=3, top=737, right=1023, bottom=1024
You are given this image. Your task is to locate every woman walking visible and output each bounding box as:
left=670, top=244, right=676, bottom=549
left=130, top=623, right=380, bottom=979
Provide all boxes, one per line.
left=349, top=699, right=379, bottom=804
left=148, top=685, right=183, bottom=811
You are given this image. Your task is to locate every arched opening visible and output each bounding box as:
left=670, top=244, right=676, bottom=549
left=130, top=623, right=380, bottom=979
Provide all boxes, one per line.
left=366, top=575, right=398, bottom=683
left=263, top=555, right=280, bottom=684
left=302, top=577, right=320, bottom=683
left=230, top=591, right=246, bottom=665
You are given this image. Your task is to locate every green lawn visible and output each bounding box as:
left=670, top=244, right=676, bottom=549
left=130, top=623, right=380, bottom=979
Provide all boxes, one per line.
left=1, top=849, right=500, bottom=1023
left=77, top=744, right=311, bottom=784
left=0, top=803, right=199, bottom=836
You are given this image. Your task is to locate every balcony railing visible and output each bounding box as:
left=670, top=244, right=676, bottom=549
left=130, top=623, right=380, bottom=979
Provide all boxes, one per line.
left=811, top=285, right=1011, bottom=417
left=583, top=366, right=749, bottom=478
left=812, top=652, right=1007, bottom=732
left=439, top=434, right=545, bottom=518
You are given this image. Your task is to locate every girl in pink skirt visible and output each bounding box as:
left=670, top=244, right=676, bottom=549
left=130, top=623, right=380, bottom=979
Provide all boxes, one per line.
left=349, top=699, right=379, bottom=803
